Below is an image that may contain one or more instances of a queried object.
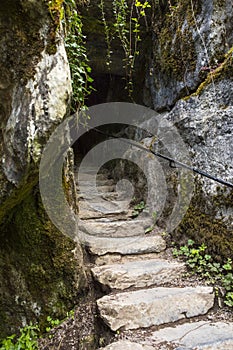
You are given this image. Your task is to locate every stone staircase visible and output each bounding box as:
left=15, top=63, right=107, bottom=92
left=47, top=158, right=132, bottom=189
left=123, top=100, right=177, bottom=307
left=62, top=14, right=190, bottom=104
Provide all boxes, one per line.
left=75, top=166, right=233, bottom=350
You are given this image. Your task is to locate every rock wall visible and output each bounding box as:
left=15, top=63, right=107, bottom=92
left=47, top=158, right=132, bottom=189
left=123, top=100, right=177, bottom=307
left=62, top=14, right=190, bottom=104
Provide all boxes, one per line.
left=144, top=0, right=233, bottom=111
left=143, top=0, right=233, bottom=260
left=0, top=0, right=87, bottom=337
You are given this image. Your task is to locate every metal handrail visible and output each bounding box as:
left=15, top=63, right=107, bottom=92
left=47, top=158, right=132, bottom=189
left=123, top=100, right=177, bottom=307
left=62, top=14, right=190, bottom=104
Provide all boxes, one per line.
left=79, top=124, right=233, bottom=188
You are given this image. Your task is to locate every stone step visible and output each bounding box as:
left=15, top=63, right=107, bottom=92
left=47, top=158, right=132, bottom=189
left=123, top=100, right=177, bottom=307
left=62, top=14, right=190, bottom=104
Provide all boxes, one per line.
left=79, top=217, right=153, bottom=238
left=81, top=233, right=166, bottom=256
left=92, top=259, right=185, bottom=290
left=77, top=184, right=115, bottom=193
left=78, top=191, right=122, bottom=201
left=98, top=341, right=154, bottom=350
left=97, top=286, right=214, bottom=331
left=78, top=191, right=127, bottom=202
left=98, top=320, right=233, bottom=349
left=95, top=252, right=166, bottom=266
left=150, top=321, right=233, bottom=349
left=79, top=200, right=130, bottom=218
left=75, top=172, right=107, bottom=182
left=79, top=208, right=129, bottom=220
left=77, top=179, right=115, bottom=187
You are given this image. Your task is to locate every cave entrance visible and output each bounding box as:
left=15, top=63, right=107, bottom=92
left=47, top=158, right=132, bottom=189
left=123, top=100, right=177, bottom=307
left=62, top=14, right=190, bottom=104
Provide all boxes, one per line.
left=72, top=71, right=148, bottom=205
left=72, top=72, right=131, bottom=166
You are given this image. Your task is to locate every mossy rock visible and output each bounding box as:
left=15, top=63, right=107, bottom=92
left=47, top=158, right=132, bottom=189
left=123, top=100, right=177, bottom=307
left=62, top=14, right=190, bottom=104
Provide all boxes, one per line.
left=174, top=183, right=233, bottom=262
left=0, top=186, right=87, bottom=338
left=152, top=0, right=199, bottom=82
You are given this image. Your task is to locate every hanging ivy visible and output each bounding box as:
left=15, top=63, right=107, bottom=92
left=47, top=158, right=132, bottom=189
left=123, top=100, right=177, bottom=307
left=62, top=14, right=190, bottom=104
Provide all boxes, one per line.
left=99, top=0, right=151, bottom=97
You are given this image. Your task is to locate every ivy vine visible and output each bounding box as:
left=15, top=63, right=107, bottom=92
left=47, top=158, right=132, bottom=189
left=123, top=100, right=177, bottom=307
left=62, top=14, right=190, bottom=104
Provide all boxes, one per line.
left=99, top=0, right=151, bottom=97
left=63, top=0, right=94, bottom=112
left=47, top=0, right=94, bottom=112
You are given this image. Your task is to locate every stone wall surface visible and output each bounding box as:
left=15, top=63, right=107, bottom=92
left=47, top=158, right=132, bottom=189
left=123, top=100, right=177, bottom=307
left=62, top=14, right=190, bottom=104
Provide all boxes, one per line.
left=0, top=0, right=86, bottom=337
left=144, top=0, right=233, bottom=259
left=144, top=0, right=233, bottom=111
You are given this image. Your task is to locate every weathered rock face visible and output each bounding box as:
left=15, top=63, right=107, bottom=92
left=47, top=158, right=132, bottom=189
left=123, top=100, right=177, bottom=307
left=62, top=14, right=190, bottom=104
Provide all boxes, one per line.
left=0, top=0, right=86, bottom=337
left=0, top=0, right=71, bottom=214
left=167, top=77, right=233, bottom=260
left=143, top=0, right=233, bottom=260
left=144, top=0, right=233, bottom=111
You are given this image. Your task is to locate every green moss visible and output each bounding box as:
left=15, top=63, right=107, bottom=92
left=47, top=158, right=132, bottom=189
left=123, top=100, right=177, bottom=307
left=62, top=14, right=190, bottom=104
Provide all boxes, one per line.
left=0, top=0, right=48, bottom=83
left=0, top=186, right=86, bottom=338
left=0, top=170, right=38, bottom=225
left=174, top=182, right=233, bottom=263
left=152, top=0, right=198, bottom=82
left=44, top=0, right=65, bottom=54
left=183, top=47, right=233, bottom=100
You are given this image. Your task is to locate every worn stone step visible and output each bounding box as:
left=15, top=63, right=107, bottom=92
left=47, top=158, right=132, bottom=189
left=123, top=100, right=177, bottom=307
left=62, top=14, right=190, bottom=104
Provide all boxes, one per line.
left=79, top=200, right=130, bottom=219
left=79, top=217, right=153, bottom=237
left=94, top=252, right=166, bottom=266
left=77, top=179, right=115, bottom=187
left=75, top=172, right=107, bottom=182
left=150, top=321, right=233, bottom=349
left=78, top=184, right=115, bottom=194
left=79, top=209, right=129, bottom=220
left=81, top=233, right=166, bottom=256
left=78, top=191, right=121, bottom=201
left=97, top=286, right=214, bottom=331
left=99, top=341, right=154, bottom=350
left=92, top=259, right=185, bottom=290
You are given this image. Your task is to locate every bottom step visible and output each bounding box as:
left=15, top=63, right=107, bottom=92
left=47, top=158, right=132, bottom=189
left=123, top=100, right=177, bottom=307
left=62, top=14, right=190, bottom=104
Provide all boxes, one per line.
left=99, top=341, right=153, bottom=350
left=97, top=286, right=214, bottom=331
left=151, top=321, right=233, bottom=349
left=99, top=321, right=233, bottom=349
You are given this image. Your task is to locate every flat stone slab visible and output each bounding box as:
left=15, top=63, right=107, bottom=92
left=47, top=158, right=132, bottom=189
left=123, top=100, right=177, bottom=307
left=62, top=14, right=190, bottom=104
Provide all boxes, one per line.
left=150, top=321, right=233, bottom=349
left=97, top=286, right=214, bottom=331
left=92, top=259, right=185, bottom=290
left=79, top=200, right=130, bottom=219
left=78, top=184, right=116, bottom=193
left=79, top=209, right=128, bottom=220
left=79, top=218, right=153, bottom=237
left=78, top=191, right=123, bottom=201
left=78, top=179, right=115, bottom=187
left=75, top=172, right=106, bottom=182
left=99, top=341, right=154, bottom=350
left=95, top=252, right=166, bottom=266
left=80, top=233, right=166, bottom=256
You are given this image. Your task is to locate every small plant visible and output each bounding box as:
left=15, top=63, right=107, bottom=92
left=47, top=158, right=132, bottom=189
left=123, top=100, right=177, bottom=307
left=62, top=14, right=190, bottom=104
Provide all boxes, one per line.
left=144, top=211, right=157, bottom=234
left=45, top=309, right=75, bottom=333
left=45, top=316, right=61, bottom=333
left=173, top=240, right=233, bottom=307
left=99, top=0, right=113, bottom=68
left=132, top=200, right=145, bottom=217
left=0, top=324, right=39, bottom=350
left=0, top=309, right=75, bottom=349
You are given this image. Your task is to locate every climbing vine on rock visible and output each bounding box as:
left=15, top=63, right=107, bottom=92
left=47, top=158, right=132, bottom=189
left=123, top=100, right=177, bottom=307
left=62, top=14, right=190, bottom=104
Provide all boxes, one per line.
left=47, top=0, right=94, bottom=112
left=63, top=0, right=94, bottom=112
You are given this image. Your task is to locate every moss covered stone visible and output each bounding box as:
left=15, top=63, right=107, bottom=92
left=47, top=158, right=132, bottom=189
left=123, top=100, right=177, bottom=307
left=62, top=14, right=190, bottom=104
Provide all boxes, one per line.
left=184, top=46, right=233, bottom=99
left=152, top=0, right=198, bottom=82
left=174, top=183, right=233, bottom=263
left=0, top=187, right=87, bottom=338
